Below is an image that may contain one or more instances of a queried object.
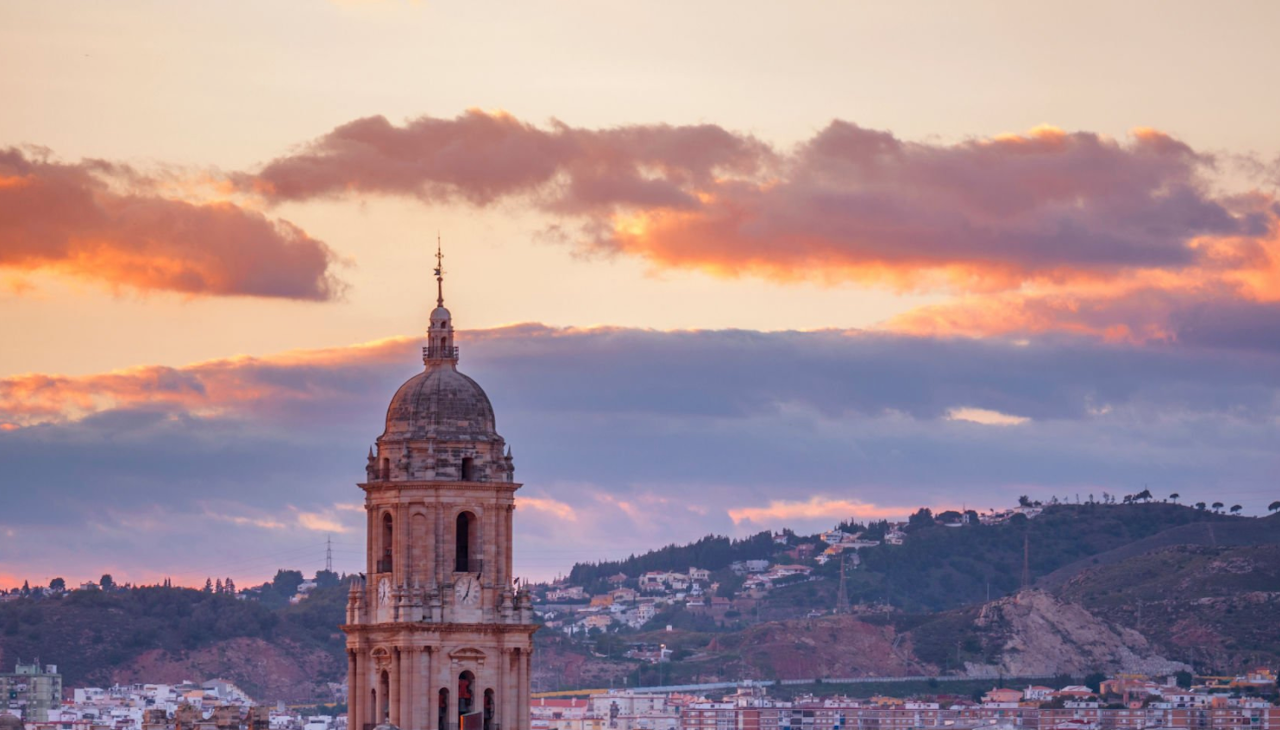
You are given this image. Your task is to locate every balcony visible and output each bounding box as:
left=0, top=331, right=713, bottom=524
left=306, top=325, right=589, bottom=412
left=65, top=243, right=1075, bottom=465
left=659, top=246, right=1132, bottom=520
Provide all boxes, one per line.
left=423, top=345, right=459, bottom=360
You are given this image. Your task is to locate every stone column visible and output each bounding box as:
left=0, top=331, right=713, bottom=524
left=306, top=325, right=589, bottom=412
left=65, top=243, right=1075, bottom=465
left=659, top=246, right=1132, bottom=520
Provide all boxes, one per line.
left=389, top=649, right=401, bottom=727
left=399, top=647, right=413, bottom=730
left=412, top=648, right=429, bottom=730
left=520, top=649, right=531, bottom=730
left=367, top=507, right=376, bottom=578
left=447, top=662, right=459, bottom=730
left=425, top=648, right=436, bottom=730
left=504, top=505, right=514, bottom=587
left=496, top=649, right=508, bottom=730
left=483, top=505, right=497, bottom=620
left=356, top=650, right=370, bottom=730
left=395, top=503, right=408, bottom=585
left=434, top=502, right=445, bottom=589
left=347, top=651, right=360, bottom=730
left=509, top=650, right=522, bottom=730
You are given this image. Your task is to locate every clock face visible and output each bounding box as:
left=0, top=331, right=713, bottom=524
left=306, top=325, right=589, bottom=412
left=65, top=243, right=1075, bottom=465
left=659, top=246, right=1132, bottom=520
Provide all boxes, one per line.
left=454, top=575, right=480, bottom=606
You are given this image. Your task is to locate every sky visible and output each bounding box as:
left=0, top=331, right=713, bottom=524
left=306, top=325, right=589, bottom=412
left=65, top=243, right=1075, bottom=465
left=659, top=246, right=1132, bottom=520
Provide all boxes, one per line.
left=2, top=1, right=1280, bottom=590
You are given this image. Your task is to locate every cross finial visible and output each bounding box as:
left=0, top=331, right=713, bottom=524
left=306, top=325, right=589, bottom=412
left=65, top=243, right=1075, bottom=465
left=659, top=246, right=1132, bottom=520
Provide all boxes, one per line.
left=434, top=233, right=445, bottom=307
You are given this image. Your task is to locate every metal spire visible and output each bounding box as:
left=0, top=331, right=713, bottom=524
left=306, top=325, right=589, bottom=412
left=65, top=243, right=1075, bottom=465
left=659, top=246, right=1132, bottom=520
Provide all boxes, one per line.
left=434, top=233, right=445, bottom=308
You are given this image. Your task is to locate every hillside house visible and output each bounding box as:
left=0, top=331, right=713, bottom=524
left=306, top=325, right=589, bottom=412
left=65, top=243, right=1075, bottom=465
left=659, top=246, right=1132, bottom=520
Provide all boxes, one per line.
left=983, top=688, right=1022, bottom=704
left=1024, top=686, right=1055, bottom=702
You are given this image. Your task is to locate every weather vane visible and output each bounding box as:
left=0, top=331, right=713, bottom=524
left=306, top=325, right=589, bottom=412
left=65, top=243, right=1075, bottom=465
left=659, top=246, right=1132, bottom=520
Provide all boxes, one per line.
left=434, top=233, right=445, bottom=307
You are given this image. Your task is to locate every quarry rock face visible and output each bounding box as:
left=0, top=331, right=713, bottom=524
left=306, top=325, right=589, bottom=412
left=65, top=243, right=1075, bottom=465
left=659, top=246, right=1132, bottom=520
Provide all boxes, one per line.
left=965, top=590, right=1190, bottom=677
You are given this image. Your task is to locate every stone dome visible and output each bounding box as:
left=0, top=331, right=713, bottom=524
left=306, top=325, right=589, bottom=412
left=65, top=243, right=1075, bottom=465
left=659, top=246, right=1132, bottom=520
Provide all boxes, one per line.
left=382, top=364, right=497, bottom=441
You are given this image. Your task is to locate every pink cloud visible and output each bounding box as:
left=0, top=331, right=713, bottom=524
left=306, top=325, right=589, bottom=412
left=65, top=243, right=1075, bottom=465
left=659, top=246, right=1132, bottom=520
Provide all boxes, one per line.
left=244, top=111, right=1274, bottom=298
left=0, top=147, right=343, bottom=299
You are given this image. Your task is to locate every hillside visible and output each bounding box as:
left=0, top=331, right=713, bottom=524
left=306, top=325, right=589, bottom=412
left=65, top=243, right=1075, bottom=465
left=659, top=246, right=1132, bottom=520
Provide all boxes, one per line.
left=1057, top=543, right=1280, bottom=670
left=3, top=503, right=1276, bottom=700
left=0, top=579, right=348, bottom=702
left=539, top=504, right=1278, bottom=689
left=566, top=503, right=1243, bottom=612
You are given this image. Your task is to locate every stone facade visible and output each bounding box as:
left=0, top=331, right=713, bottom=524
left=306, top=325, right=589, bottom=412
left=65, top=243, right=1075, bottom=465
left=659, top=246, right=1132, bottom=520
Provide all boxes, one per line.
left=344, top=262, right=536, bottom=730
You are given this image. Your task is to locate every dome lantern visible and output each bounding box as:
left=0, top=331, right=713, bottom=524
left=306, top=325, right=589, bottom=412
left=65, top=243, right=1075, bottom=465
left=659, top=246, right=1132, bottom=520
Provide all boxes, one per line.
left=423, top=237, right=458, bottom=364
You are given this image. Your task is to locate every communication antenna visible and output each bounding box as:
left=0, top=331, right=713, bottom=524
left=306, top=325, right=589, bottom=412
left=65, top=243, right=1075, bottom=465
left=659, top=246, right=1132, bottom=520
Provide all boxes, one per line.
left=326, top=535, right=334, bottom=573
left=835, top=553, right=850, bottom=614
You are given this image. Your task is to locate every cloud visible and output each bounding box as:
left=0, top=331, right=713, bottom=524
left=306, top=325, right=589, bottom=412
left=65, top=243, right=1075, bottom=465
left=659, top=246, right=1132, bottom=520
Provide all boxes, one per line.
left=728, top=496, right=917, bottom=526
left=0, top=147, right=343, bottom=299
left=516, top=495, right=578, bottom=522
left=249, top=110, right=768, bottom=211
left=0, top=336, right=412, bottom=428
left=946, top=407, right=1030, bottom=426
left=888, top=278, right=1280, bottom=350
left=4, top=324, right=1280, bottom=586
left=244, top=111, right=1274, bottom=298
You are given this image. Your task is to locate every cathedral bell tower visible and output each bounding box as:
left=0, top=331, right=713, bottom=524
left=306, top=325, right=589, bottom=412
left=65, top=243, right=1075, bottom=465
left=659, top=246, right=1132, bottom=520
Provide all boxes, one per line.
left=344, top=244, right=536, bottom=730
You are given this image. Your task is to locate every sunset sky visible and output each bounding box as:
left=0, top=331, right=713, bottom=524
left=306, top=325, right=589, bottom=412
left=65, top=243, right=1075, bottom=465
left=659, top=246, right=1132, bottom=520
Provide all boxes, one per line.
left=2, top=1, right=1279, bottom=590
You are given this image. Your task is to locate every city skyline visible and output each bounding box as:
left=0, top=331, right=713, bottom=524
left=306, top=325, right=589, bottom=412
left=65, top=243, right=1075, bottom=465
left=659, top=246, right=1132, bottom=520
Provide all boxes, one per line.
left=2, top=1, right=1280, bottom=590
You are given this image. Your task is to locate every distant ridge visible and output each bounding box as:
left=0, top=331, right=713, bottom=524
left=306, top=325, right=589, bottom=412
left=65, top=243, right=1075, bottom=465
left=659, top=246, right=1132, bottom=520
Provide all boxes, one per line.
left=1037, top=511, right=1280, bottom=591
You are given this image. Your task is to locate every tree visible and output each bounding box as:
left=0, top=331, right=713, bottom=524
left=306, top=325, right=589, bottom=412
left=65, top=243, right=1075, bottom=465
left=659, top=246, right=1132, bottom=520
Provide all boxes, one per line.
left=1018, top=495, right=1032, bottom=508
left=203, top=578, right=214, bottom=593
left=100, top=574, right=115, bottom=591
left=907, top=508, right=934, bottom=531
left=49, top=577, right=66, bottom=592
left=272, top=569, right=305, bottom=597
left=20, top=580, right=30, bottom=597
left=1211, top=501, right=1224, bottom=512
left=1135, top=488, right=1152, bottom=503
left=1195, top=502, right=1206, bottom=511
left=215, top=579, right=224, bottom=594
left=224, top=578, right=236, bottom=594
left=937, top=510, right=963, bottom=524
left=1269, top=501, right=1280, bottom=513
left=1169, top=493, right=1180, bottom=504
left=1229, top=505, right=1242, bottom=515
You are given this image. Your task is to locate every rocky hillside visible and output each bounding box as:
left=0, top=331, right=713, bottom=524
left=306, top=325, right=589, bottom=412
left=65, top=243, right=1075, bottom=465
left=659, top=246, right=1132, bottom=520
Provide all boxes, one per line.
left=1058, top=543, right=1280, bottom=670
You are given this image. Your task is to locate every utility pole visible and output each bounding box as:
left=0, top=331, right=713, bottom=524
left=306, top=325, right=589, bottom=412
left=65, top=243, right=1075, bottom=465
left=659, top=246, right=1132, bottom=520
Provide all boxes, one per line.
left=835, top=553, right=850, bottom=615
left=326, top=535, right=334, bottom=573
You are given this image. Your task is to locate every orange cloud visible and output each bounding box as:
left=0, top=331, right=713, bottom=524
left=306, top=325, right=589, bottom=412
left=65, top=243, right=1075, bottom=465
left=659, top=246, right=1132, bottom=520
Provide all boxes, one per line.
left=516, top=495, right=578, bottom=521
left=245, top=112, right=1274, bottom=306
left=728, top=496, right=919, bottom=526
left=0, top=147, right=343, bottom=299
left=0, top=336, right=414, bottom=428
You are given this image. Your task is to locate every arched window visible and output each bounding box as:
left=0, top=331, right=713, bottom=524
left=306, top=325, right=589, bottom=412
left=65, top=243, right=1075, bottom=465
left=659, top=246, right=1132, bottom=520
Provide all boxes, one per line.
left=378, top=672, right=390, bottom=724
left=458, top=671, right=476, bottom=719
left=461, top=457, right=476, bottom=482
left=380, top=513, right=393, bottom=573
left=455, top=511, right=476, bottom=572
left=437, top=688, right=449, bottom=730
left=483, top=689, right=495, bottom=730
